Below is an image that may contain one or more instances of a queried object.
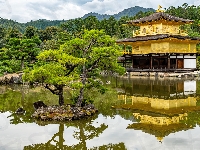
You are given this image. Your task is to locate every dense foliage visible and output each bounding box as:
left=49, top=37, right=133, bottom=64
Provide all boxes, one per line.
left=23, top=29, right=125, bottom=106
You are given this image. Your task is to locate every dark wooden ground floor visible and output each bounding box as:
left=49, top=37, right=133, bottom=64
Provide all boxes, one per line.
left=118, top=53, right=197, bottom=72
left=126, top=68, right=196, bottom=73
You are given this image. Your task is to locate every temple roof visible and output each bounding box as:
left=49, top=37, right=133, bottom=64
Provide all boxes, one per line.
left=116, top=34, right=200, bottom=43
left=127, top=123, right=193, bottom=138
left=127, top=12, right=193, bottom=25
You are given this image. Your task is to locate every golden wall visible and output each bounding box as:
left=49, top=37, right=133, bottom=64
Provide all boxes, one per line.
left=139, top=44, right=151, bottom=54
left=131, top=44, right=152, bottom=54
left=151, top=97, right=196, bottom=109
left=131, top=46, right=140, bottom=54
left=162, top=24, right=180, bottom=34
left=169, top=42, right=196, bottom=53
left=151, top=42, right=169, bottom=53
left=131, top=96, right=150, bottom=104
left=126, top=41, right=197, bottom=54
left=118, top=95, right=196, bottom=110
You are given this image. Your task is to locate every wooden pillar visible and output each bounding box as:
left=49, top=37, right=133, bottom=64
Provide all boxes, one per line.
left=196, top=54, right=197, bottom=69
left=125, top=56, right=126, bottom=68
left=150, top=55, right=153, bottom=69
left=168, top=55, right=170, bottom=69
left=150, top=81, right=152, bottom=97
left=132, top=56, right=134, bottom=68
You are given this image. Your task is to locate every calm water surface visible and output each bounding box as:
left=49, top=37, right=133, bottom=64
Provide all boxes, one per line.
left=1, top=77, right=200, bottom=150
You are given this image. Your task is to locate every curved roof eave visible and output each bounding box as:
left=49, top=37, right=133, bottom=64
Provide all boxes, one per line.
left=127, top=12, right=193, bottom=25
left=116, top=34, right=200, bottom=43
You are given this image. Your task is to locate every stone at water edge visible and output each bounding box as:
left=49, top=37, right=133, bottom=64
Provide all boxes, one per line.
left=15, top=107, right=25, bottom=114
left=33, top=100, right=47, bottom=110
left=32, top=103, right=98, bottom=121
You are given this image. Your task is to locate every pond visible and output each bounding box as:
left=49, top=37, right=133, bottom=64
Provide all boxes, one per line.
left=1, top=77, right=200, bottom=150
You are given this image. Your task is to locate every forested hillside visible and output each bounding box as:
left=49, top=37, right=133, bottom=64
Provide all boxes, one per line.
left=0, top=3, right=199, bottom=76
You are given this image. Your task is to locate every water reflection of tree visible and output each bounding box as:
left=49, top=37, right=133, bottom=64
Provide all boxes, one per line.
left=95, top=95, right=135, bottom=122
left=23, top=115, right=126, bottom=150
left=0, top=85, right=60, bottom=124
left=181, top=111, right=200, bottom=127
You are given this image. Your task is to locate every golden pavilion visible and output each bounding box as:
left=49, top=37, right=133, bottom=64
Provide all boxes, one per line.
left=117, top=6, right=200, bottom=72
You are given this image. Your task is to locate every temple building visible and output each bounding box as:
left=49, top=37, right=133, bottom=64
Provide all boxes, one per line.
left=116, top=6, right=200, bottom=72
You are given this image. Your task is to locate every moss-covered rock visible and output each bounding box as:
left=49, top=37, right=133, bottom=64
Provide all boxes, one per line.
left=32, top=104, right=98, bottom=121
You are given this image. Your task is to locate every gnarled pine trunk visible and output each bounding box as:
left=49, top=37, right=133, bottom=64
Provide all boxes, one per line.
left=76, top=87, right=84, bottom=107
left=76, top=65, right=86, bottom=107
left=45, top=84, right=64, bottom=106
left=58, top=88, right=64, bottom=106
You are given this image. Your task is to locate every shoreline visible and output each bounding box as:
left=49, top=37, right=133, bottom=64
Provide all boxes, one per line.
left=126, top=71, right=200, bottom=79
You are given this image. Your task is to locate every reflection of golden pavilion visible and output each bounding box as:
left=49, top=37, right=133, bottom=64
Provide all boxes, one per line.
left=117, top=79, right=200, bottom=141
left=118, top=95, right=197, bottom=109
left=133, top=113, right=187, bottom=126
left=118, top=95, right=198, bottom=141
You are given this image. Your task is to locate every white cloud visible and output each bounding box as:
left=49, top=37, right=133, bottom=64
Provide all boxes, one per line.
left=55, top=3, right=88, bottom=20
left=0, top=0, right=198, bottom=23
left=194, top=0, right=200, bottom=5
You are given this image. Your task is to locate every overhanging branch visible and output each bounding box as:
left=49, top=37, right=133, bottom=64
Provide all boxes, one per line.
left=86, top=56, right=101, bottom=72
left=44, top=84, right=60, bottom=95
left=65, top=64, right=77, bottom=76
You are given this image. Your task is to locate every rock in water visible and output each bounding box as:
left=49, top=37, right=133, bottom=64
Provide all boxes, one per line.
left=15, top=107, right=25, bottom=114
left=33, top=101, right=47, bottom=110
left=32, top=104, right=98, bottom=121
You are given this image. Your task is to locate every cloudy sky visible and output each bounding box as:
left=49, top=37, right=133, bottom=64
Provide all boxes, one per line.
left=0, top=0, right=200, bottom=23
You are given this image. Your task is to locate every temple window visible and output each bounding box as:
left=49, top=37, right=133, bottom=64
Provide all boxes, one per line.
left=142, top=28, right=146, bottom=33
left=163, top=26, right=166, bottom=33
left=174, top=27, right=177, bottom=33
left=155, top=27, right=159, bottom=33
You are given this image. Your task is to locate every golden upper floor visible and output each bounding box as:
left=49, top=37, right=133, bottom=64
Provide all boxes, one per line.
left=117, top=35, right=199, bottom=54
left=133, top=23, right=188, bottom=36
left=127, top=12, right=193, bottom=37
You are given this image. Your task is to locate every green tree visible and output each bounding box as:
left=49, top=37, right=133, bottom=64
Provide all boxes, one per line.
left=23, top=48, right=85, bottom=106
left=6, top=36, right=41, bottom=70
left=38, top=26, right=59, bottom=42
left=0, top=25, right=6, bottom=48
left=40, top=39, right=60, bottom=50
left=61, top=29, right=125, bottom=107
left=115, top=16, right=137, bottom=38
left=60, top=18, right=84, bottom=37
left=23, top=29, right=125, bottom=106
left=7, top=27, right=22, bottom=38
left=24, top=26, right=38, bottom=39
left=83, top=16, right=100, bottom=30
left=40, top=28, right=72, bottom=50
